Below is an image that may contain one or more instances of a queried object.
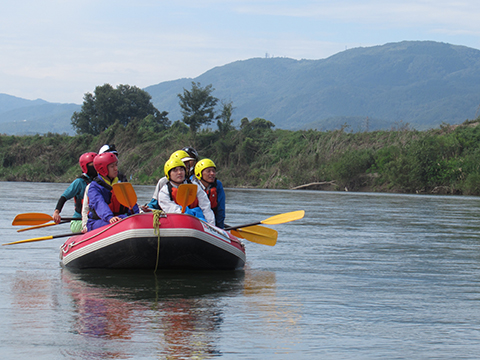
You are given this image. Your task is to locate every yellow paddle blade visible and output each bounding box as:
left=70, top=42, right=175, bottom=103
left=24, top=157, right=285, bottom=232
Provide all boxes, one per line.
left=261, top=210, right=305, bottom=225
left=231, top=226, right=278, bottom=246
left=12, top=212, right=53, bottom=226
left=3, top=235, right=54, bottom=246
left=177, top=184, right=197, bottom=213
left=17, top=222, right=58, bottom=232
left=113, top=183, right=137, bottom=209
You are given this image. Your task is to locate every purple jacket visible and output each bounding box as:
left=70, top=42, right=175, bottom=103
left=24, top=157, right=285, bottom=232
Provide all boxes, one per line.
left=86, top=177, right=139, bottom=231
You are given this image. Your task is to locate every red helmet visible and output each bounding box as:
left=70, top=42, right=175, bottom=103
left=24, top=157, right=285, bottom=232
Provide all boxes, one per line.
left=79, top=152, right=97, bottom=173
left=93, top=152, right=118, bottom=177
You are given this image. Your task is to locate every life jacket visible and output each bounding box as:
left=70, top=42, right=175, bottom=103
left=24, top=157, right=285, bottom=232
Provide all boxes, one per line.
left=74, top=175, right=92, bottom=214
left=167, top=181, right=199, bottom=208
left=89, top=177, right=128, bottom=220
left=205, top=179, right=218, bottom=210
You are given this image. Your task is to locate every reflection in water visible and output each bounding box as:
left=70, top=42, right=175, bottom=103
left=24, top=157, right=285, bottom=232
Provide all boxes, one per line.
left=61, top=269, right=246, bottom=359
left=242, top=267, right=302, bottom=350
left=10, top=270, right=55, bottom=339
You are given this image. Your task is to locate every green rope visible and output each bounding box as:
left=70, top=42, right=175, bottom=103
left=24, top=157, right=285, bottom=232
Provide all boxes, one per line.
left=152, top=210, right=165, bottom=272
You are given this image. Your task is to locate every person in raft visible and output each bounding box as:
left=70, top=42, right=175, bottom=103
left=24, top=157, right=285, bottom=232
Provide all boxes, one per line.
left=157, top=157, right=215, bottom=225
left=145, top=149, right=196, bottom=211
left=52, top=152, right=97, bottom=233
left=80, top=144, right=127, bottom=231
left=182, top=146, right=199, bottom=179
left=98, top=144, right=128, bottom=182
left=193, top=158, right=226, bottom=229
left=86, top=152, right=139, bottom=231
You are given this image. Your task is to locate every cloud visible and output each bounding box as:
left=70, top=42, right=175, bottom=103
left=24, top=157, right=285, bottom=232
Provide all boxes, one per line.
left=1, top=0, right=480, bottom=103
left=234, top=1, right=480, bottom=34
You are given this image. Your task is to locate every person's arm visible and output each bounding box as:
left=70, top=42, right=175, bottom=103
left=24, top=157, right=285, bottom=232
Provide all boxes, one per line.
left=81, top=184, right=90, bottom=232
left=215, top=180, right=226, bottom=228
left=53, top=179, right=84, bottom=223
left=53, top=197, right=67, bottom=223
left=152, top=177, right=168, bottom=200
left=146, top=198, right=160, bottom=210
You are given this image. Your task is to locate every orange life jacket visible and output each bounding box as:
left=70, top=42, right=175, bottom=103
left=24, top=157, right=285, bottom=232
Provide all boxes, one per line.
left=205, top=180, right=218, bottom=210
left=108, top=190, right=126, bottom=215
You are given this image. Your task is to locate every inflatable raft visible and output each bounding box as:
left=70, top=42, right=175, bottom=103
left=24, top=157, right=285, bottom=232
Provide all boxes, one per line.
left=60, top=212, right=246, bottom=270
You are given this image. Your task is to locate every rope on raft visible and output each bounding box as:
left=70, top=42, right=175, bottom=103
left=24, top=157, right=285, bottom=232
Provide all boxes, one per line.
left=152, top=210, right=167, bottom=272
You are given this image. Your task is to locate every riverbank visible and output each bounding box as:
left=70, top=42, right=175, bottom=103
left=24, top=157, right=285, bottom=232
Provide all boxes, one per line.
left=1, top=118, right=480, bottom=195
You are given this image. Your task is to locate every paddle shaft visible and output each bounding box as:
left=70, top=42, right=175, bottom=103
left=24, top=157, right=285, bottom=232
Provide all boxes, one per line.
left=224, top=221, right=260, bottom=231
left=3, top=232, right=82, bottom=246
left=17, top=220, right=71, bottom=233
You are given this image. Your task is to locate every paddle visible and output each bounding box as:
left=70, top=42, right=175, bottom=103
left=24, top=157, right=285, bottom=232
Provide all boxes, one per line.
left=112, top=183, right=137, bottom=210
left=17, top=220, right=70, bottom=233
left=224, top=210, right=305, bottom=230
left=12, top=212, right=74, bottom=226
left=231, top=225, right=278, bottom=246
left=2, top=232, right=82, bottom=246
left=176, top=184, right=197, bottom=213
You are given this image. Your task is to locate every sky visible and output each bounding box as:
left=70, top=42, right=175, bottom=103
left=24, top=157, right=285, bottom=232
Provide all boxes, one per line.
left=2, top=0, right=480, bottom=104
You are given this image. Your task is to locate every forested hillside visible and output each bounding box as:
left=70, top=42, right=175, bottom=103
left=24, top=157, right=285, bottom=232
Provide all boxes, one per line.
left=146, top=41, right=480, bottom=131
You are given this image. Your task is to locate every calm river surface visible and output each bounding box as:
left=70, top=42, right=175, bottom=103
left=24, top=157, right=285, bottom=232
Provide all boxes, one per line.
left=1, top=181, right=480, bottom=359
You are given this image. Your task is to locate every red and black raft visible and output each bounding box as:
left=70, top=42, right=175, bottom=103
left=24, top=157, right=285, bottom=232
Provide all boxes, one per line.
left=60, top=213, right=246, bottom=270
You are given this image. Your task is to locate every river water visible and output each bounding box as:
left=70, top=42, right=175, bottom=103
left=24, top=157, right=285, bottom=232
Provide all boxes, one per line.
left=1, top=182, right=479, bottom=359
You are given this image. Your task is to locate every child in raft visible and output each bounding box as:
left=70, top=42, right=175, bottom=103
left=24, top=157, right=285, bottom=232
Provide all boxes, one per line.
left=86, top=152, right=139, bottom=231
left=52, top=152, right=97, bottom=233
left=157, top=157, right=215, bottom=226
left=146, top=149, right=195, bottom=211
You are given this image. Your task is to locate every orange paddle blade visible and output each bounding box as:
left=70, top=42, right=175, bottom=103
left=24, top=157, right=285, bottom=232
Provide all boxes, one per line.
left=112, top=183, right=137, bottom=209
left=176, top=184, right=197, bottom=213
left=12, top=213, right=53, bottom=226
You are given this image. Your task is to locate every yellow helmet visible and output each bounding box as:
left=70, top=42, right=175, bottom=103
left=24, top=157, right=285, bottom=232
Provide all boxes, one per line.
left=164, top=157, right=186, bottom=180
left=170, top=150, right=194, bottom=162
left=195, top=158, right=216, bottom=180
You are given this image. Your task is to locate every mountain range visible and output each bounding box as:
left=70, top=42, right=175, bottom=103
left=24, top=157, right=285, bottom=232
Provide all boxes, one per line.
left=2, top=40, right=480, bottom=135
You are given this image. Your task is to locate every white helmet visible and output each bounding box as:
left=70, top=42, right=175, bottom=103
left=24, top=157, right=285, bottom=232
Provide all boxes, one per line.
left=99, top=144, right=118, bottom=156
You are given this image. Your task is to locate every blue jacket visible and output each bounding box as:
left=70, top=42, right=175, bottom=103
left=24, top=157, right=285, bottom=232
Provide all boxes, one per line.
left=213, top=179, right=226, bottom=229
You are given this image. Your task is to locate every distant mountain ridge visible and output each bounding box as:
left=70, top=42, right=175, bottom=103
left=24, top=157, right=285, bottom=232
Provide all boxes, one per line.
left=146, top=41, right=480, bottom=131
left=2, top=41, right=480, bottom=135
left=0, top=94, right=80, bottom=135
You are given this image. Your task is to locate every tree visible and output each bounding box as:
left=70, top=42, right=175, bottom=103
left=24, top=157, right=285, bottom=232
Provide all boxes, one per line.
left=71, top=84, right=167, bottom=135
left=217, top=100, right=235, bottom=135
left=139, top=111, right=171, bottom=133
left=178, top=82, right=218, bottom=134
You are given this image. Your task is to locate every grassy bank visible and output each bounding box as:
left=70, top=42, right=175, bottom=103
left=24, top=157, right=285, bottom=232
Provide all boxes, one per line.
left=2, top=118, right=480, bottom=195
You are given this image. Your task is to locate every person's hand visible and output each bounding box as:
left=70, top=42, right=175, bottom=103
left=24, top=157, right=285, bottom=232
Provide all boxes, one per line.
left=141, top=205, right=152, bottom=212
left=52, top=210, right=61, bottom=224
left=109, top=216, right=121, bottom=224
